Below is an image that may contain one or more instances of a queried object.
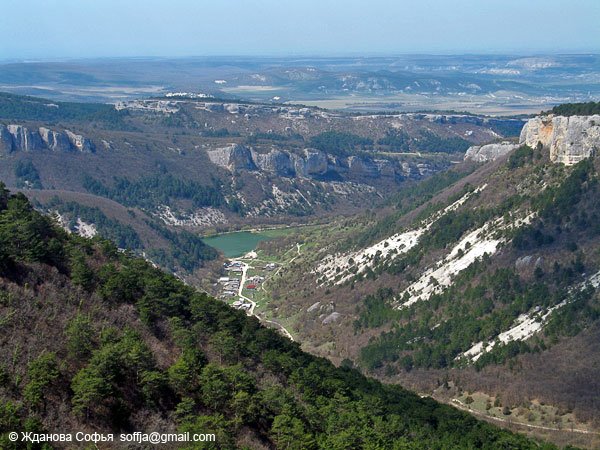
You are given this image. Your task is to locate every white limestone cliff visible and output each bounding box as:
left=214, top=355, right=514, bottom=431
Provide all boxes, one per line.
left=464, top=141, right=519, bottom=163
left=520, top=114, right=600, bottom=165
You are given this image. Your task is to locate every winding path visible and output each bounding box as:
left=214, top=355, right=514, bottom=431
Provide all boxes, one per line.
left=230, top=244, right=302, bottom=341
left=450, top=398, right=600, bottom=436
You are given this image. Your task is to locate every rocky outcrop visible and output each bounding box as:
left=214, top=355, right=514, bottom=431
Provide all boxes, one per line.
left=347, top=156, right=380, bottom=178
left=0, top=124, right=95, bottom=154
left=65, top=130, right=95, bottom=153
left=0, top=125, right=13, bottom=153
left=252, top=149, right=295, bottom=176
left=464, top=141, right=519, bottom=163
left=39, top=127, right=72, bottom=152
left=374, top=159, right=397, bottom=178
left=7, top=125, right=44, bottom=152
left=206, top=144, right=439, bottom=182
left=207, top=144, right=256, bottom=171
left=294, top=149, right=328, bottom=176
left=520, top=115, right=600, bottom=165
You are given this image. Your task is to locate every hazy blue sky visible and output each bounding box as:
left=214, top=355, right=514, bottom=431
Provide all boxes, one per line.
left=1, top=0, right=599, bottom=59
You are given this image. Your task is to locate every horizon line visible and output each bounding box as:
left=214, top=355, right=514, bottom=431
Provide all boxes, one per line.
left=2, top=50, right=600, bottom=64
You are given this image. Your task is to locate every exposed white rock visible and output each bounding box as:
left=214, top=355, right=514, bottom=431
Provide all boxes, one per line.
left=7, top=125, right=44, bottom=151
left=315, top=185, right=487, bottom=285
left=515, top=255, right=543, bottom=270
left=520, top=114, right=600, bottom=165
left=207, top=144, right=256, bottom=171
left=328, top=181, right=377, bottom=196
left=52, top=212, right=97, bottom=238
left=155, top=205, right=227, bottom=227
left=294, top=148, right=328, bottom=177
left=0, top=124, right=94, bottom=153
left=397, top=211, right=535, bottom=308
left=322, top=312, right=342, bottom=324
left=75, top=218, right=97, bottom=238
left=464, top=141, right=519, bottom=163
left=252, top=149, right=295, bottom=176
left=115, top=99, right=179, bottom=114
left=460, top=270, right=600, bottom=362
left=65, top=130, right=95, bottom=153
left=307, top=301, right=321, bottom=313
left=39, top=127, right=72, bottom=152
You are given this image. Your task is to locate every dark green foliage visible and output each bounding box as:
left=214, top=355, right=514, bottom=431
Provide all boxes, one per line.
left=83, top=173, right=226, bottom=211
left=69, top=248, right=95, bottom=290
left=23, top=353, right=60, bottom=410
left=0, top=192, right=66, bottom=268
left=168, top=348, right=207, bottom=396
left=512, top=224, right=555, bottom=250
left=14, top=160, right=42, bottom=189
left=487, top=119, right=525, bottom=138
left=475, top=341, right=532, bottom=368
left=354, top=288, right=399, bottom=330
left=413, top=130, right=472, bottom=153
left=71, top=329, right=159, bottom=422
left=200, top=128, right=240, bottom=137
left=0, top=92, right=129, bottom=127
left=551, top=101, right=600, bottom=116
left=544, top=287, right=599, bottom=340
left=536, top=158, right=594, bottom=222
left=65, top=314, right=95, bottom=359
left=354, top=167, right=474, bottom=248
left=507, top=145, right=535, bottom=169
left=378, top=129, right=471, bottom=153
left=360, top=263, right=574, bottom=371
left=377, top=129, right=411, bottom=151
left=309, top=131, right=373, bottom=156
left=144, top=219, right=218, bottom=272
left=45, top=197, right=142, bottom=250
left=246, top=131, right=294, bottom=143
left=513, top=158, right=596, bottom=249
left=392, top=170, right=475, bottom=212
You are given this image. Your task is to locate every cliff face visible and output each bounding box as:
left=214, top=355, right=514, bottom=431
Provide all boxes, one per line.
left=0, top=124, right=95, bottom=153
left=0, top=125, right=13, bottom=153
left=464, top=142, right=519, bottom=163
left=206, top=144, right=257, bottom=171
left=520, top=115, right=600, bottom=165
left=252, top=148, right=295, bottom=176
left=206, top=144, right=435, bottom=182
left=6, top=125, right=44, bottom=152
left=65, top=130, right=95, bottom=152
left=294, top=149, right=328, bottom=177
left=39, top=127, right=72, bottom=152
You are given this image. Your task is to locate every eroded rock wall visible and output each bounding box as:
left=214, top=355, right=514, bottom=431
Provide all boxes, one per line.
left=520, top=115, right=600, bottom=165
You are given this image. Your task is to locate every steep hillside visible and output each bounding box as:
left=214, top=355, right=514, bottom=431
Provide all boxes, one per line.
left=0, top=185, right=549, bottom=449
left=258, top=111, right=600, bottom=446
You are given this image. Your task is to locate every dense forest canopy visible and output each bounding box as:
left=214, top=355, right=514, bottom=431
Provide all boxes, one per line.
left=0, top=92, right=129, bottom=127
left=550, top=102, right=600, bottom=116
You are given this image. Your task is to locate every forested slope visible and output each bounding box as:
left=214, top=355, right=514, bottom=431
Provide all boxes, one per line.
left=0, top=184, right=552, bottom=449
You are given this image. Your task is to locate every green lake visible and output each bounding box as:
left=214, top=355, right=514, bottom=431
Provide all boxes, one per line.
left=202, top=231, right=273, bottom=258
